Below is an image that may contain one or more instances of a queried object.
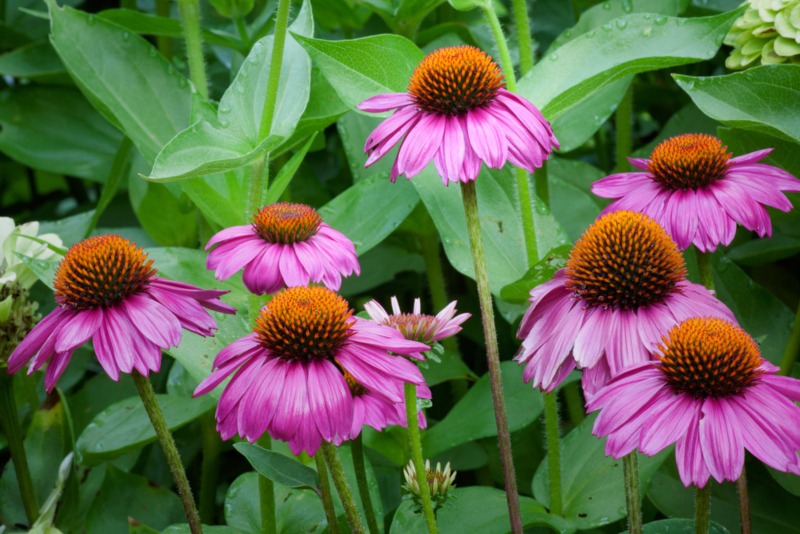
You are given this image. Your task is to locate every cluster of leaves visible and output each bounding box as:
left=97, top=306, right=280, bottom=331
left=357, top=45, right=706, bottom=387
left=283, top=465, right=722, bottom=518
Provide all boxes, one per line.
left=2, top=0, right=800, bottom=532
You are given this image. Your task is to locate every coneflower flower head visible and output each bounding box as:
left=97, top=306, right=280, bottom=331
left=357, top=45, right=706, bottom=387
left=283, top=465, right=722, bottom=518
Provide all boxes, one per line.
left=403, top=459, right=457, bottom=513
left=364, top=297, right=470, bottom=349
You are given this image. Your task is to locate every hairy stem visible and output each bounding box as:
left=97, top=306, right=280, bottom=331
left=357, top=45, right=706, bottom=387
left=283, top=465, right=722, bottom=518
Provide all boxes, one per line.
left=736, top=469, right=752, bottom=534
left=351, top=435, right=380, bottom=534
left=510, top=0, right=534, bottom=75
left=321, top=441, right=365, bottom=534
left=0, top=373, right=38, bottom=525
left=257, top=435, right=276, bottom=534
left=460, top=181, right=522, bottom=533
left=132, top=372, right=202, bottom=534
left=405, top=382, right=438, bottom=534
left=315, top=452, right=340, bottom=534
left=695, top=483, right=711, bottom=534
left=623, top=453, right=642, bottom=534
left=257, top=0, right=291, bottom=140
left=177, top=0, right=208, bottom=100
left=543, top=392, right=562, bottom=516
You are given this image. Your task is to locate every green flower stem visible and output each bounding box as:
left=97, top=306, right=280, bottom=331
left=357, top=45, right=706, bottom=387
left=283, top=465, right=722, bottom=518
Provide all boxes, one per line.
left=131, top=372, right=202, bottom=534
left=199, top=414, right=221, bottom=524
left=405, top=382, right=438, bottom=534
left=614, top=85, right=633, bottom=173
left=543, top=392, right=562, bottom=516
left=460, top=181, right=523, bottom=534
left=156, top=0, right=173, bottom=59
left=0, top=373, right=38, bottom=525
left=257, top=0, right=291, bottom=140
left=779, top=301, right=800, bottom=375
left=315, top=452, right=341, bottom=534
left=510, top=0, right=534, bottom=75
left=321, top=441, right=365, bottom=534
left=235, top=14, right=251, bottom=50
left=737, top=467, right=752, bottom=534
left=623, top=453, right=643, bottom=534
left=248, top=156, right=269, bottom=218
left=177, top=0, right=208, bottom=100
left=351, top=435, right=380, bottom=534
left=695, top=249, right=714, bottom=290
left=256, top=434, right=277, bottom=534
left=695, top=483, right=711, bottom=534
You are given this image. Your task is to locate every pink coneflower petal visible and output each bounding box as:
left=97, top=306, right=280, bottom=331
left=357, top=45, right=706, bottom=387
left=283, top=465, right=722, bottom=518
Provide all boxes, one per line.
left=593, top=134, right=800, bottom=251
left=54, top=307, right=103, bottom=353
left=357, top=93, right=412, bottom=113
left=396, top=113, right=446, bottom=178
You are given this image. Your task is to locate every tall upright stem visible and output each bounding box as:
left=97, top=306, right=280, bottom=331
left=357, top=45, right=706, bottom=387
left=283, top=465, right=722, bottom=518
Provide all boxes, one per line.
left=257, top=0, right=291, bottom=140
left=256, top=436, right=276, bottom=534
left=510, top=0, right=534, bottom=75
left=736, top=463, right=752, bottom=534
left=199, top=414, right=221, bottom=524
left=177, top=0, right=208, bottom=100
left=351, top=435, right=380, bottom=534
left=321, top=442, right=365, bottom=534
left=779, top=301, right=800, bottom=376
left=622, top=454, right=642, bottom=534
left=0, top=373, right=38, bottom=525
left=315, top=453, right=340, bottom=534
left=614, top=85, right=633, bottom=173
left=132, top=372, right=202, bottom=534
left=460, top=181, right=522, bottom=533
left=695, top=483, right=711, bottom=534
left=405, top=383, right=438, bottom=534
left=543, top=393, right=562, bottom=516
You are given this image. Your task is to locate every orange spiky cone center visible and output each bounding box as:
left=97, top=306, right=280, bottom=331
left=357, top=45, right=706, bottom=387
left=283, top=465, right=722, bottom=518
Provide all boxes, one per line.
left=252, top=203, right=322, bottom=244
left=648, top=133, right=732, bottom=190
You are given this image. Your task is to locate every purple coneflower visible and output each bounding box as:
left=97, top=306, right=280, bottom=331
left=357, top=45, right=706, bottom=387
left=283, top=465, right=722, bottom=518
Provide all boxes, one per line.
left=515, top=210, right=734, bottom=395
left=7, top=235, right=234, bottom=390
left=364, top=296, right=470, bottom=347
left=592, top=133, right=800, bottom=252
left=193, top=286, right=430, bottom=455
left=588, top=317, right=800, bottom=487
left=342, top=376, right=430, bottom=442
left=206, top=203, right=359, bottom=295
left=358, top=45, right=559, bottom=185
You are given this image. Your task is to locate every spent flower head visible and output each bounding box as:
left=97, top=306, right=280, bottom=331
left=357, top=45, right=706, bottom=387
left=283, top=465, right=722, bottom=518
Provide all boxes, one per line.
left=403, top=459, right=457, bottom=513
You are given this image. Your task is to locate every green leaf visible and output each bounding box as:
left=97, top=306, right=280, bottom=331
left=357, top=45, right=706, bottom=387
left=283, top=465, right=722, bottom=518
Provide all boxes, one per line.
left=624, top=518, right=730, bottom=533
left=339, top=241, right=424, bottom=296
left=532, top=413, right=669, bottom=530
left=47, top=0, right=196, bottom=164
left=420, top=348, right=477, bottom=386
left=234, top=443, right=320, bottom=491
left=500, top=245, right=571, bottom=304
left=674, top=66, right=800, bottom=145
left=163, top=526, right=242, bottom=534
left=265, top=133, right=318, bottom=204
left=412, top=165, right=568, bottom=296
left=38, top=210, right=97, bottom=246
left=519, top=9, right=742, bottom=122
left=0, top=41, right=67, bottom=82
left=547, top=157, right=605, bottom=241
left=423, top=361, right=544, bottom=457
left=148, top=1, right=313, bottom=181
left=75, top=394, right=215, bottom=465
left=0, top=86, right=123, bottom=182
left=294, top=33, right=424, bottom=109
left=180, top=171, right=248, bottom=229
left=319, top=172, right=420, bottom=254
left=86, top=466, right=184, bottom=533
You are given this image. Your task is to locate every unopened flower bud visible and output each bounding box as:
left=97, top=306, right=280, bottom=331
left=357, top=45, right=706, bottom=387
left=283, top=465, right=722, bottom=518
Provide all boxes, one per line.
left=402, top=459, right=457, bottom=513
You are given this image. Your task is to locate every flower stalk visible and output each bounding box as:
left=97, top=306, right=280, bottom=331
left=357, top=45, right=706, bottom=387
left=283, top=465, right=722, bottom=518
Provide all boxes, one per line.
left=177, top=0, right=208, bottom=100
left=622, top=454, right=642, bottom=534
left=405, top=382, right=438, bottom=534
left=510, top=0, right=534, bottom=75
left=351, top=435, right=380, bottom=534
left=0, top=372, right=38, bottom=525
left=543, top=392, right=562, bottom=516
left=132, top=371, right=202, bottom=534
left=315, top=453, right=341, bottom=534
left=321, top=441, right=365, bottom=534
left=460, top=181, right=523, bottom=533
left=695, top=483, right=711, bottom=534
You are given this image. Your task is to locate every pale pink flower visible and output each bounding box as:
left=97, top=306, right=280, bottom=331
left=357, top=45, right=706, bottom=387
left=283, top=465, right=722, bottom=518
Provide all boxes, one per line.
left=364, top=296, right=470, bottom=348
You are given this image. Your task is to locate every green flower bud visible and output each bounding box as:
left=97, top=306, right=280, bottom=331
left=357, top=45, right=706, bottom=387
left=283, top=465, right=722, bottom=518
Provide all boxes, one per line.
left=402, top=459, right=457, bottom=513
left=447, top=0, right=491, bottom=12
left=209, top=0, right=254, bottom=19
left=725, top=0, right=800, bottom=69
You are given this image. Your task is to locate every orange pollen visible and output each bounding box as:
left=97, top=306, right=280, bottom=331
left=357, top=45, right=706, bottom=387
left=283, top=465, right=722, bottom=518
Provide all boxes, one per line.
left=648, top=133, right=732, bottom=190
left=343, top=371, right=367, bottom=396
left=408, top=46, right=505, bottom=116
left=566, top=211, right=686, bottom=310
left=658, top=318, right=764, bottom=398
left=54, top=235, right=155, bottom=310
left=385, top=313, right=437, bottom=345
left=252, top=203, right=322, bottom=244
left=255, top=286, right=353, bottom=362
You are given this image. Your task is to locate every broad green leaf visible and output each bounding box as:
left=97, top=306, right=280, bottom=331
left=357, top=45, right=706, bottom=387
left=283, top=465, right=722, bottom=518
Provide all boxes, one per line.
left=163, top=526, right=241, bottom=534
left=0, top=41, right=67, bottom=82
left=421, top=348, right=477, bottom=386
left=234, top=443, right=320, bottom=491
left=519, top=9, right=742, bottom=122
left=47, top=0, right=195, bottom=164
left=295, top=33, right=424, bottom=109
left=727, top=235, right=800, bottom=266
left=337, top=110, right=394, bottom=182
left=75, top=394, right=215, bottom=465
left=0, top=86, right=123, bottom=182
left=675, top=65, right=800, bottom=145
left=769, top=468, right=800, bottom=497
left=547, top=157, right=605, bottom=241
left=412, top=165, right=569, bottom=296
left=319, top=172, right=420, bottom=254
left=423, top=361, right=544, bottom=457
left=533, top=413, right=669, bottom=529
left=39, top=209, right=97, bottom=246
left=339, top=241, right=424, bottom=296
left=500, top=245, right=571, bottom=304
left=623, top=519, right=730, bottom=533
left=632, top=103, right=720, bottom=157
left=86, top=466, right=183, bottom=533
left=180, top=170, right=248, bottom=229
left=148, top=1, right=313, bottom=181
left=265, top=133, right=318, bottom=204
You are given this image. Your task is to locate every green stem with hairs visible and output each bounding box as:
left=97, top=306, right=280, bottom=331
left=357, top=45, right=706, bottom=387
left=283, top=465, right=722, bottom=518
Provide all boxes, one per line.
left=779, top=301, right=800, bottom=376
left=695, top=483, right=711, bottom=534
left=352, top=435, right=380, bottom=534
left=614, top=85, right=633, bottom=173
left=321, top=441, right=365, bottom=534
left=623, top=454, right=642, bottom=534
left=0, top=373, right=38, bottom=525
left=510, top=0, right=534, bottom=75
left=256, top=433, right=276, bottom=534
left=315, top=453, right=340, bottom=534
left=199, top=414, right=221, bottom=524
left=177, top=0, right=208, bottom=100
left=460, top=181, right=523, bottom=534
left=543, top=392, right=562, bottom=516
left=257, top=0, right=291, bottom=140
left=132, top=372, right=202, bottom=534
left=405, top=382, right=438, bottom=534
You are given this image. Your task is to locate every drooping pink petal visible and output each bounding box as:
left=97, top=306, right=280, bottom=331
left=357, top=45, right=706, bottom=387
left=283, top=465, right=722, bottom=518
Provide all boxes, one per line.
left=396, top=113, right=446, bottom=178
left=54, top=307, right=103, bottom=353
left=357, top=93, right=412, bottom=113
